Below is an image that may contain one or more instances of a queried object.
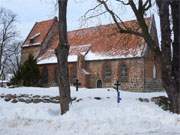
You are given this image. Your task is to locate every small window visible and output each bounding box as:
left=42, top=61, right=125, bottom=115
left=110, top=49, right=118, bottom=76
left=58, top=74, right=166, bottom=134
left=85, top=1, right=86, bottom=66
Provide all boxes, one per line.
left=153, top=64, right=157, bottom=79
left=104, top=65, right=112, bottom=80
left=120, top=64, right=128, bottom=82
left=29, top=38, right=35, bottom=44
left=29, top=33, right=40, bottom=44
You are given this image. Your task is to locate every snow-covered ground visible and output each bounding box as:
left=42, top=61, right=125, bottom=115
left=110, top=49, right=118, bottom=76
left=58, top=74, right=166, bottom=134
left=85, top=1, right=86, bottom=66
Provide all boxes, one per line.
left=0, top=87, right=180, bottom=135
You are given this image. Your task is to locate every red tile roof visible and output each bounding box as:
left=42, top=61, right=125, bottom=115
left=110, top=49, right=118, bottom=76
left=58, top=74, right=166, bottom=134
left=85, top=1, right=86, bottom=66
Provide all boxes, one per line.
left=23, top=17, right=58, bottom=47
left=46, top=18, right=151, bottom=57
left=68, top=21, right=146, bottom=56
left=23, top=17, right=153, bottom=63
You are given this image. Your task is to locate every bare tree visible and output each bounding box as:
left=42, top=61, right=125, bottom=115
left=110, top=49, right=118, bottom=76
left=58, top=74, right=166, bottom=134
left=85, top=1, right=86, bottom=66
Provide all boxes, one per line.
left=56, top=0, right=71, bottom=115
left=4, top=41, right=22, bottom=75
left=87, top=0, right=180, bottom=113
left=0, top=7, right=17, bottom=80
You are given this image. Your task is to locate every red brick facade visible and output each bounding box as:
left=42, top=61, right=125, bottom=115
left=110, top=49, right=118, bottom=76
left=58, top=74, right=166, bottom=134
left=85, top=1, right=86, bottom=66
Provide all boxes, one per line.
left=37, top=53, right=162, bottom=91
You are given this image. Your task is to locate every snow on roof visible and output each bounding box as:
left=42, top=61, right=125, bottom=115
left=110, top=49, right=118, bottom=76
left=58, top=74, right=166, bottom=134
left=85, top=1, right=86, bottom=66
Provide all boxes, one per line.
left=30, top=33, right=40, bottom=39
left=23, top=42, right=41, bottom=47
left=37, top=44, right=145, bottom=65
left=37, top=44, right=91, bottom=64
left=69, top=44, right=91, bottom=55
left=37, top=55, right=78, bottom=64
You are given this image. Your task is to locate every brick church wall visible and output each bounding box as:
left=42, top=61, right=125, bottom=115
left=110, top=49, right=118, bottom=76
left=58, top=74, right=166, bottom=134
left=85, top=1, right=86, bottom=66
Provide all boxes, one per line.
left=84, top=58, right=145, bottom=91
left=39, top=63, right=77, bottom=86
left=143, top=18, right=163, bottom=91
left=38, top=57, right=145, bottom=91
left=38, top=53, right=163, bottom=91
left=39, top=64, right=57, bottom=86
left=144, top=48, right=162, bottom=91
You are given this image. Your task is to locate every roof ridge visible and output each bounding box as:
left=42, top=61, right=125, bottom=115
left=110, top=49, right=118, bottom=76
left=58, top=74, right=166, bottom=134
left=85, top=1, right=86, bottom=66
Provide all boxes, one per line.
left=68, top=17, right=151, bottom=33
left=36, top=16, right=58, bottom=24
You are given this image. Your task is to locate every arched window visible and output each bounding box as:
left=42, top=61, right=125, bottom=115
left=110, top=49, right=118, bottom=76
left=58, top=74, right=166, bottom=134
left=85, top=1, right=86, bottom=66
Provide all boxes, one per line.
left=120, top=64, right=128, bottom=82
left=104, top=64, right=112, bottom=80
left=153, top=64, right=157, bottom=79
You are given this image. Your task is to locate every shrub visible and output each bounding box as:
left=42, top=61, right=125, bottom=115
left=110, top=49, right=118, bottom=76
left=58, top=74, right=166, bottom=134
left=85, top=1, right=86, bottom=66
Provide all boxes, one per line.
left=10, top=54, right=40, bottom=86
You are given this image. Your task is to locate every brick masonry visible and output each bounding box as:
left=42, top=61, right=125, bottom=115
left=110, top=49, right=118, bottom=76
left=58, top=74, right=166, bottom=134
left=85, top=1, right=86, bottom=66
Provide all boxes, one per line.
left=37, top=54, right=162, bottom=91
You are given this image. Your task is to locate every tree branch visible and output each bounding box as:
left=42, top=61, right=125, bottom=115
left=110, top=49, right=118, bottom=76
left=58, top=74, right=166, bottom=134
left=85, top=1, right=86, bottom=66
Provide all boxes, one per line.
left=97, top=0, right=143, bottom=37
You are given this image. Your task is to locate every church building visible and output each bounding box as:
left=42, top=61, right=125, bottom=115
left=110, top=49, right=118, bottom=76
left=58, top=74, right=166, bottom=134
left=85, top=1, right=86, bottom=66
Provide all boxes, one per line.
left=21, top=16, right=162, bottom=91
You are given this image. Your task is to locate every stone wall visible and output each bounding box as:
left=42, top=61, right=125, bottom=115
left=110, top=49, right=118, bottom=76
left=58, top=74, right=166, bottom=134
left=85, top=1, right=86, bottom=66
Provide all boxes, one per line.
left=38, top=56, right=162, bottom=91
left=39, top=63, right=77, bottom=86
left=83, top=58, right=145, bottom=91
left=144, top=48, right=163, bottom=91
left=143, top=17, right=163, bottom=91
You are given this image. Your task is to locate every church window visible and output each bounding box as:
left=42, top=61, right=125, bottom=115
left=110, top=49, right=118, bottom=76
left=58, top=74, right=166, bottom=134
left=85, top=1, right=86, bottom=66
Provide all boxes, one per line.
left=29, top=38, right=35, bottom=44
left=153, top=64, right=157, bottom=79
left=120, top=64, right=128, bottom=82
left=104, top=64, right=112, bottom=80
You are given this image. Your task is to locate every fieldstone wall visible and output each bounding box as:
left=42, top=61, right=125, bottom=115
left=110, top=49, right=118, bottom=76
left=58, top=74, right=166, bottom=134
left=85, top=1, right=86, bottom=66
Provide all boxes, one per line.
left=144, top=47, right=163, bottom=91
left=85, top=58, right=145, bottom=91
left=38, top=56, right=162, bottom=91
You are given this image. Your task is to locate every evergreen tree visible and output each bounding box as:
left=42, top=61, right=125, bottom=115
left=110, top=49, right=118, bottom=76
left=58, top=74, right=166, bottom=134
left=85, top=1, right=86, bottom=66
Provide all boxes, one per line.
left=22, top=54, right=40, bottom=86
left=10, top=54, right=40, bottom=86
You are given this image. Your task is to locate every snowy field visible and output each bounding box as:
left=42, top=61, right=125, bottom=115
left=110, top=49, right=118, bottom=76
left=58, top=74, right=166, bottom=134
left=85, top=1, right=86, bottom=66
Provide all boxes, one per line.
left=0, top=87, right=180, bottom=135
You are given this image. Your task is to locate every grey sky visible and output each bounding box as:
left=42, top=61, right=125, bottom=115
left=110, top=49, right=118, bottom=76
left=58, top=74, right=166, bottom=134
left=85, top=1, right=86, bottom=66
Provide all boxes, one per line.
left=0, top=0, right=160, bottom=41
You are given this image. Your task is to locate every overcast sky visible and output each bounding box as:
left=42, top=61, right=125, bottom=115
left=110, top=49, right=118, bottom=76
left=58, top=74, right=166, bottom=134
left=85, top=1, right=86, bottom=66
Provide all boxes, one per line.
left=0, top=0, right=159, bottom=41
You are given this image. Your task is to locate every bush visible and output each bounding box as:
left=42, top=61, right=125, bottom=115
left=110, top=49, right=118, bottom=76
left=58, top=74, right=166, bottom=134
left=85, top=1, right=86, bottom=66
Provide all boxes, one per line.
left=10, top=54, right=40, bottom=86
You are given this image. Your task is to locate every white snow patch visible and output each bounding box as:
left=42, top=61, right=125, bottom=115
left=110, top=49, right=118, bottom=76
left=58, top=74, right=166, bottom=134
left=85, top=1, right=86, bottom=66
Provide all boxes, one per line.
left=23, top=42, right=41, bottom=47
left=0, top=87, right=180, bottom=135
left=37, top=55, right=78, bottom=64
left=81, top=69, right=90, bottom=75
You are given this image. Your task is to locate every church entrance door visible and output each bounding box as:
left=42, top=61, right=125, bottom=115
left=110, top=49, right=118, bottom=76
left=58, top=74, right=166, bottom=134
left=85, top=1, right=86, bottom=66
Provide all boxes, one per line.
left=97, top=80, right=102, bottom=88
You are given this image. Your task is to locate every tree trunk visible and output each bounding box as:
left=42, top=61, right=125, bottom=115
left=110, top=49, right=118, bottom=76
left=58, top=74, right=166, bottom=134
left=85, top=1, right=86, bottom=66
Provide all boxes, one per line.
left=156, top=0, right=180, bottom=113
left=171, top=0, right=180, bottom=113
left=56, top=0, right=71, bottom=115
